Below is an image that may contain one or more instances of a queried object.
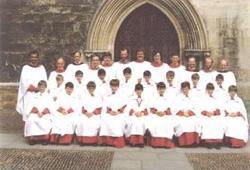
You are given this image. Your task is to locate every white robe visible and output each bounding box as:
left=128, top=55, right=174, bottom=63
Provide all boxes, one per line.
left=148, top=94, right=177, bottom=139
left=149, top=63, right=169, bottom=83
left=129, top=61, right=151, bottom=80
left=141, top=80, right=157, bottom=101
left=174, top=94, right=201, bottom=137
left=66, top=63, right=88, bottom=82
left=198, top=94, right=225, bottom=140
left=49, top=84, right=64, bottom=101
left=118, top=77, right=137, bottom=102
left=214, top=71, right=236, bottom=90
left=48, top=70, right=67, bottom=92
left=181, top=70, right=200, bottom=84
left=168, top=65, right=186, bottom=84
left=95, top=79, right=110, bottom=100
left=165, top=80, right=181, bottom=101
left=189, top=82, right=204, bottom=99
left=124, top=95, right=149, bottom=138
left=113, top=61, right=131, bottom=80
left=100, top=64, right=116, bottom=82
left=24, top=92, right=53, bottom=137
left=223, top=96, right=249, bottom=143
left=213, top=83, right=228, bottom=99
left=199, top=70, right=217, bottom=89
left=75, top=93, right=102, bottom=137
left=99, top=92, right=127, bottom=137
left=51, top=92, right=79, bottom=136
left=72, top=79, right=87, bottom=100
left=16, top=65, right=47, bottom=121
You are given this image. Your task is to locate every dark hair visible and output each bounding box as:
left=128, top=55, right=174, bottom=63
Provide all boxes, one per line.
left=216, top=74, right=224, bottom=81
left=135, top=83, right=143, bottom=91
left=38, top=80, right=47, bottom=87
left=73, top=51, right=81, bottom=56
left=87, top=81, right=96, bottom=89
left=103, top=52, right=112, bottom=58
left=123, top=67, right=132, bottom=75
left=120, top=47, right=129, bottom=55
left=56, top=74, right=64, bottom=81
left=65, top=82, right=74, bottom=89
left=136, top=47, right=145, bottom=55
left=181, top=81, right=190, bottom=89
left=191, top=73, right=200, bottom=80
left=143, top=70, right=151, bottom=77
left=228, top=85, right=237, bottom=93
left=29, top=51, right=39, bottom=57
left=75, top=70, right=83, bottom=76
left=110, top=79, right=119, bottom=87
left=206, top=83, right=215, bottom=90
left=166, top=71, right=175, bottom=77
left=171, top=53, right=179, bottom=58
left=157, top=82, right=166, bottom=89
left=90, top=53, right=99, bottom=61
left=98, top=69, right=106, bottom=76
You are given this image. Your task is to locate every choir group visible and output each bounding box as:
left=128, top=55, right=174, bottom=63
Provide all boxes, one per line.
left=16, top=47, right=249, bottom=149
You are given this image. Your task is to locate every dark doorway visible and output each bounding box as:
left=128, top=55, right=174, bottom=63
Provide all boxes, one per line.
left=114, top=3, right=179, bottom=63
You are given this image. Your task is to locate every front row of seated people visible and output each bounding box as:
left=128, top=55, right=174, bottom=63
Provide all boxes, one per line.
left=25, top=77, right=248, bottom=149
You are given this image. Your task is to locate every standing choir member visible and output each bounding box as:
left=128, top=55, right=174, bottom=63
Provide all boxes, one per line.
left=199, top=56, right=216, bottom=88
left=113, top=47, right=131, bottom=80
left=66, top=51, right=88, bottom=82
left=98, top=79, right=127, bottom=148
left=95, top=69, right=110, bottom=100
left=168, top=54, right=185, bottom=84
left=165, top=71, right=180, bottom=100
left=48, top=57, right=67, bottom=91
left=224, top=85, right=248, bottom=148
left=214, top=59, right=236, bottom=89
left=86, top=53, right=101, bottom=82
left=16, top=51, right=47, bottom=126
left=129, top=47, right=151, bottom=81
left=141, top=71, right=156, bottom=100
left=174, top=82, right=200, bottom=147
left=148, top=82, right=177, bottom=148
left=182, top=56, right=200, bottom=84
left=150, top=52, right=169, bottom=83
left=72, top=70, right=87, bottom=100
left=124, top=84, right=149, bottom=147
left=199, top=83, right=225, bottom=149
left=49, top=74, right=64, bottom=101
left=50, top=82, right=79, bottom=144
left=189, top=73, right=204, bottom=99
left=214, top=74, right=228, bottom=99
left=76, top=81, right=102, bottom=146
left=100, top=52, right=116, bottom=81
left=24, top=80, right=53, bottom=145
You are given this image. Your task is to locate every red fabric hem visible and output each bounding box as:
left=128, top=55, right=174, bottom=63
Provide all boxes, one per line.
left=204, top=139, right=223, bottom=144
left=178, top=132, right=200, bottom=146
left=76, top=136, right=98, bottom=144
left=50, top=134, right=73, bottom=144
left=98, top=136, right=125, bottom=148
left=28, top=134, right=50, bottom=141
left=148, top=134, right=174, bottom=148
left=225, top=137, right=246, bottom=147
left=126, top=135, right=144, bottom=145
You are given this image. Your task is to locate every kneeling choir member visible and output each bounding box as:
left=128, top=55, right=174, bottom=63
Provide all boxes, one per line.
left=50, top=82, right=79, bottom=144
left=25, top=80, right=53, bottom=145
left=174, top=81, right=200, bottom=147
left=124, top=83, right=149, bottom=147
left=98, top=79, right=127, bottom=148
left=148, top=82, right=177, bottom=148
left=199, top=83, right=225, bottom=149
left=224, top=85, right=249, bottom=148
left=76, top=81, right=102, bottom=146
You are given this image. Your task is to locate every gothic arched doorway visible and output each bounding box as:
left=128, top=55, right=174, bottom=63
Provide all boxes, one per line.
left=114, top=4, right=179, bottom=63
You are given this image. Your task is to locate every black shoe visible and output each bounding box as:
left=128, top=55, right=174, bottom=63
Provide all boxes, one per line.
left=29, top=140, right=36, bottom=145
left=42, top=140, right=48, bottom=145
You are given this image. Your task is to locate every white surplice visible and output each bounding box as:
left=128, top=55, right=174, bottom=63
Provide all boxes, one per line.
left=149, top=62, right=169, bottom=83
left=65, top=63, right=88, bottom=82
left=214, top=71, right=236, bottom=90
left=113, top=61, right=131, bottom=80
left=129, top=61, right=151, bottom=80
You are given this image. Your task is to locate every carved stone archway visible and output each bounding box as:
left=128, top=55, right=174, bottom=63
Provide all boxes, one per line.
left=85, top=0, right=210, bottom=66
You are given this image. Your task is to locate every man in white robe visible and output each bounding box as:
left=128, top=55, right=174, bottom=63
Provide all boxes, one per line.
left=168, top=54, right=186, bottom=84
left=76, top=81, right=102, bottom=146
left=181, top=56, right=200, bottom=84
left=24, top=80, right=53, bottom=145
left=50, top=82, right=79, bottom=144
left=85, top=53, right=101, bottom=82
left=223, top=85, right=248, bottom=148
left=113, top=47, right=131, bottom=80
left=16, top=51, right=47, bottom=124
left=124, top=84, right=149, bottom=147
left=199, top=83, right=225, bottom=149
left=66, top=51, right=88, bottom=82
left=148, top=82, right=177, bottom=148
left=98, top=79, right=127, bottom=148
left=100, top=52, right=116, bottom=81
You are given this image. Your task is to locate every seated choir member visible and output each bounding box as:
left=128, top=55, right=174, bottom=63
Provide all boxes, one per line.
left=124, top=83, right=149, bottom=147
left=50, top=82, right=79, bottom=145
left=174, top=81, right=200, bottom=147
left=199, top=83, right=225, bottom=149
left=76, top=81, right=102, bottom=146
left=224, top=85, right=249, bottom=148
left=24, top=80, right=53, bottom=145
left=98, top=79, right=127, bottom=148
left=189, top=73, right=203, bottom=99
left=213, top=74, right=228, bottom=99
left=49, top=74, right=64, bottom=101
left=95, top=69, right=110, bottom=100
left=118, top=67, right=137, bottom=101
left=148, top=82, right=177, bottom=148
left=165, top=71, right=180, bottom=100
left=72, top=70, right=87, bottom=100
left=141, top=70, right=156, bottom=100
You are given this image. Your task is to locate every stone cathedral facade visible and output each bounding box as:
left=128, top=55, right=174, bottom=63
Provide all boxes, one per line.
left=0, top=0, right=249, bottom=120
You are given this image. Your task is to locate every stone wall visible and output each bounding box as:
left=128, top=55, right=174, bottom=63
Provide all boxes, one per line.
left=0, top=0, right=249, bottom=121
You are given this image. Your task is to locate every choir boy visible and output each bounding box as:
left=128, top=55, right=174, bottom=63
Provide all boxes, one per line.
left=49, top=74, right=64, bottom=101
left=72, top=70, right=87, bottom=100
left=95, top=69, right=110, bottom=100
left=141, top=70, right=156, bottom=100
left=214, top=74, right=228, bottom=99
left=165, top=71, right=180, bottom=100
left=189, top=73, right=203, bottom=99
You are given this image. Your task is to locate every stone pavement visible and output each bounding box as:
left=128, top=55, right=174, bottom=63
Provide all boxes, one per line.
left=0, top=133, right=249, bottom=170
